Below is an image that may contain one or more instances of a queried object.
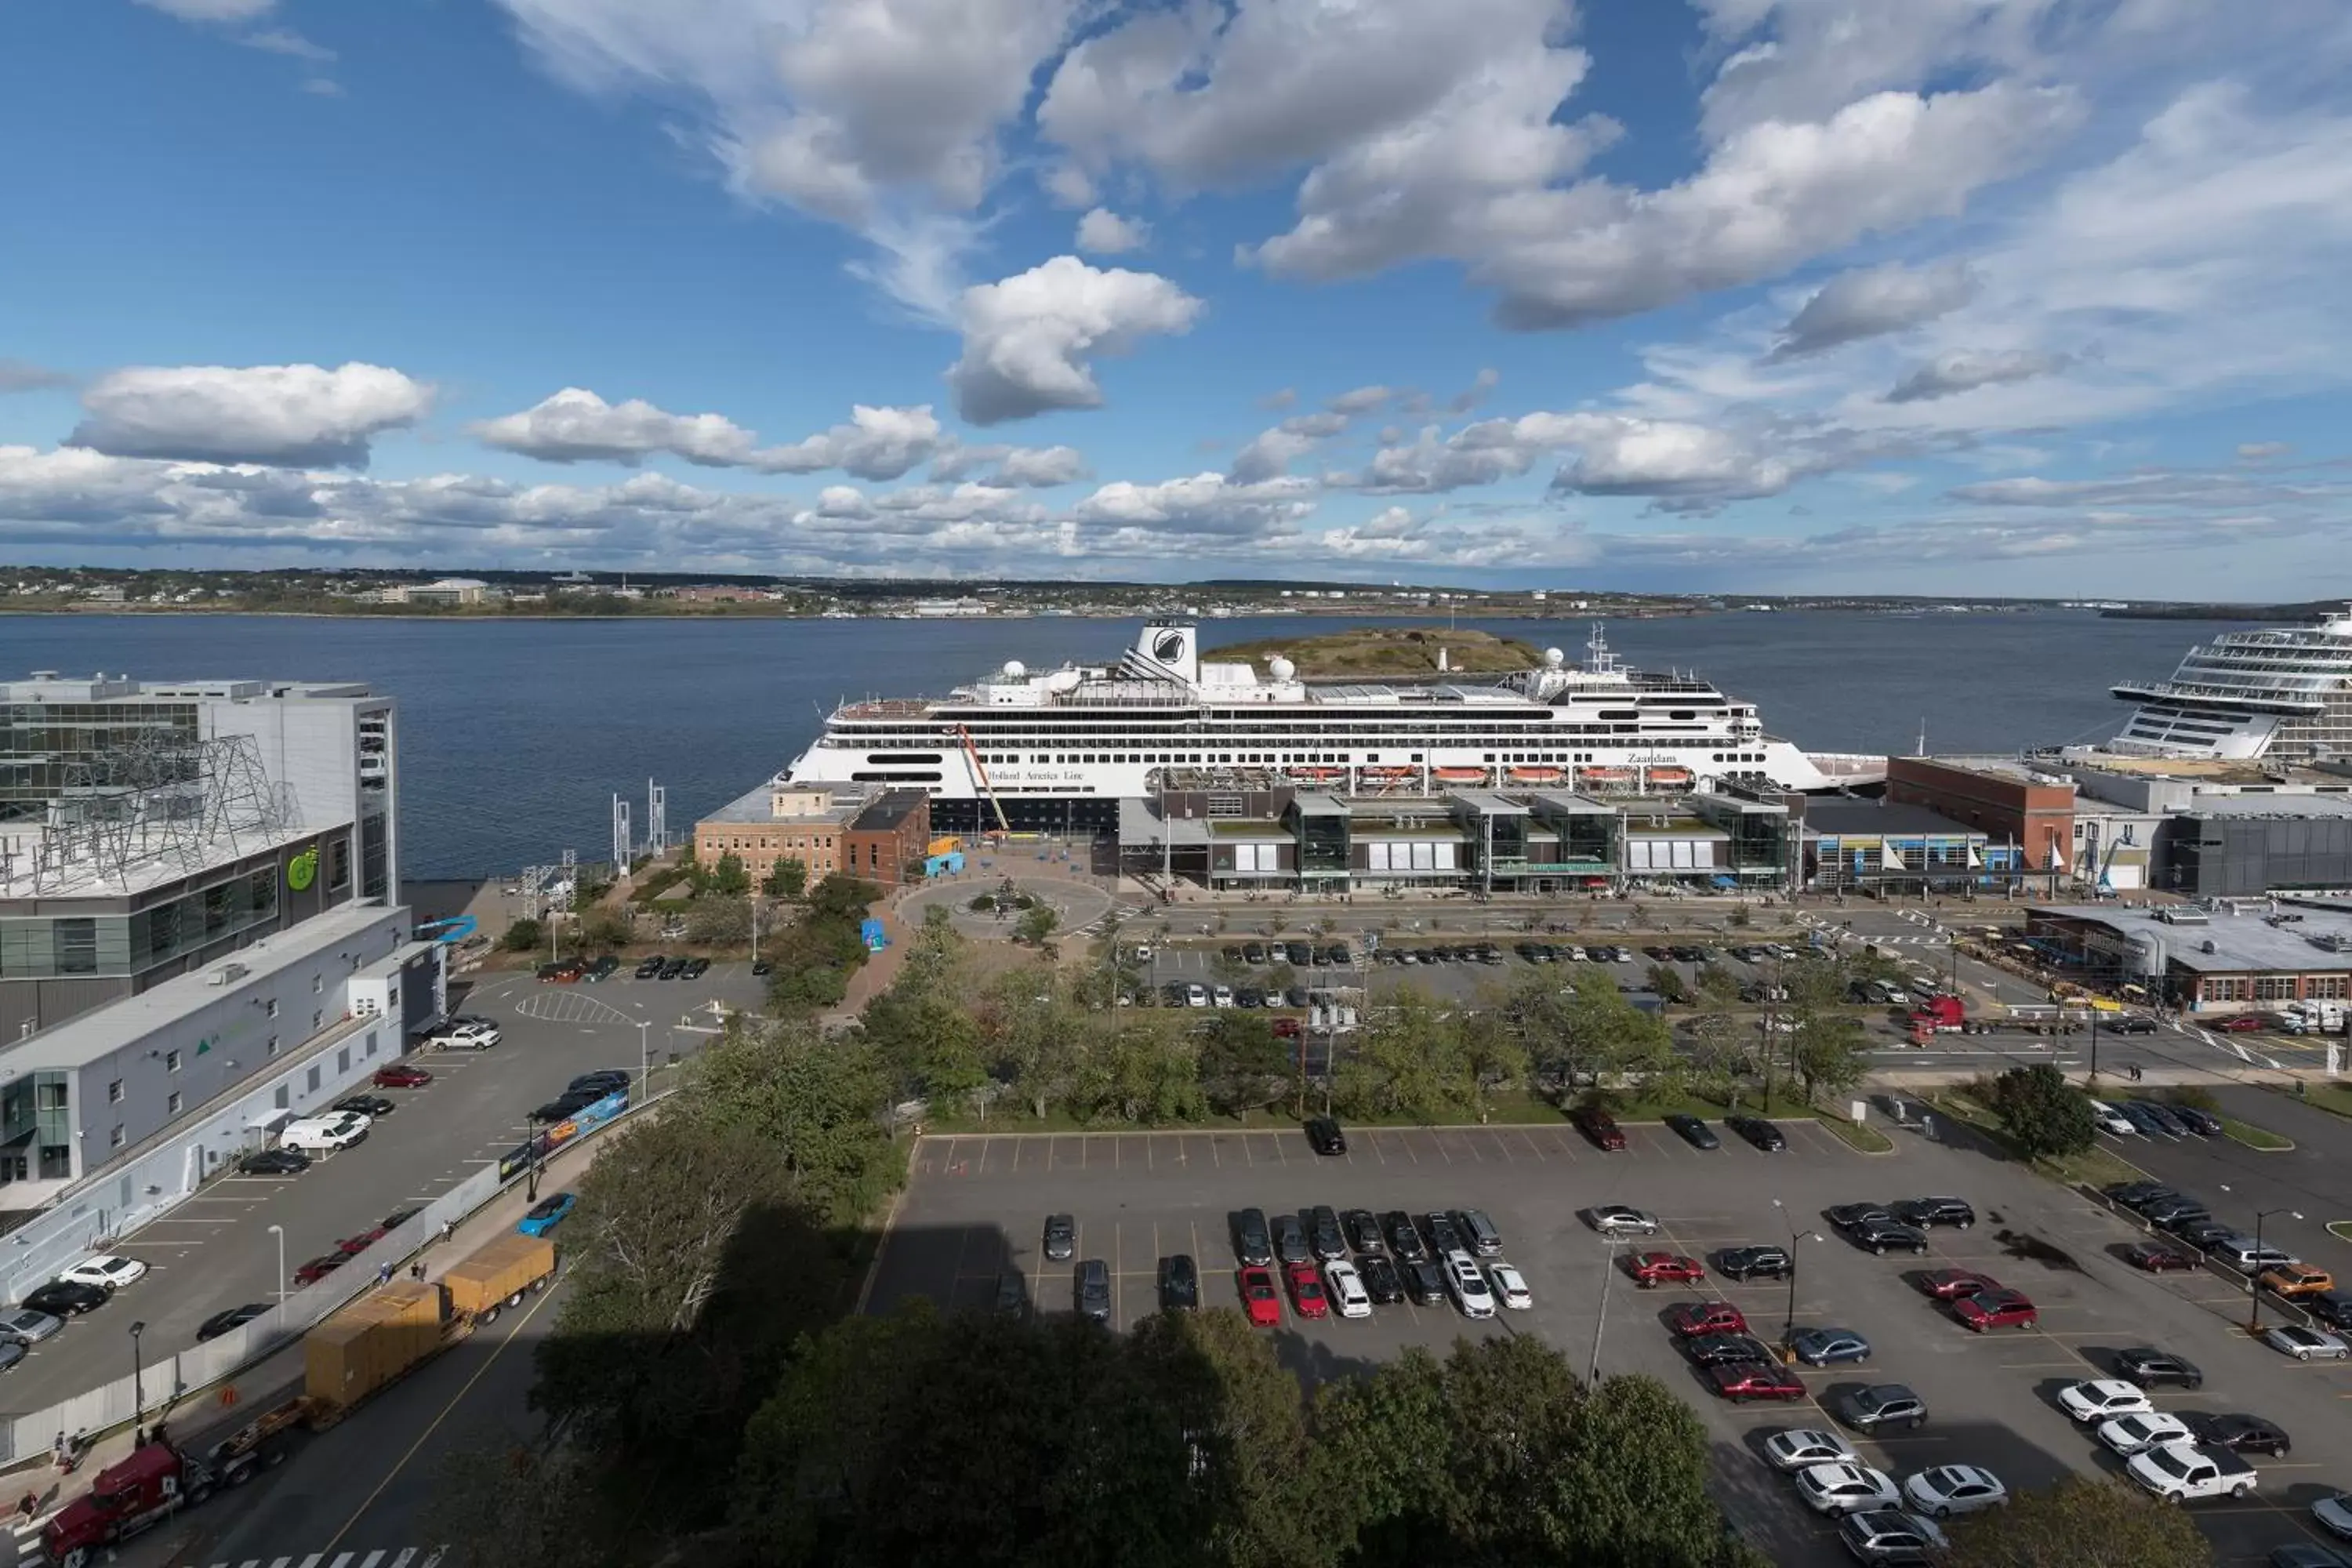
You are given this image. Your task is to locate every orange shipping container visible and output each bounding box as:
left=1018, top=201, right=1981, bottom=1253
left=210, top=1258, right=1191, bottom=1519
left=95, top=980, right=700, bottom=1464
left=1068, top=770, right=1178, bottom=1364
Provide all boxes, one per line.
left=305, top=1292, right=448, bottom=1414
left=442, top=1233, right=557, bottom=1320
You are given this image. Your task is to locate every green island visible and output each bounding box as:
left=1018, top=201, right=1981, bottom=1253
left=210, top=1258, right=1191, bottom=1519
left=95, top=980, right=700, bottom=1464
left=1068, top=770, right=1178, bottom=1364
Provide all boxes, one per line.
left=1207, top=624, right=1543, bottom=677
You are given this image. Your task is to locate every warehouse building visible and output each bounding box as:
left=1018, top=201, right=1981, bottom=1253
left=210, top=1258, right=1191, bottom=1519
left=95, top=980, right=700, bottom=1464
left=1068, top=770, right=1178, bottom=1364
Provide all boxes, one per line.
left=2024, top=901, right=2352, bottom=1016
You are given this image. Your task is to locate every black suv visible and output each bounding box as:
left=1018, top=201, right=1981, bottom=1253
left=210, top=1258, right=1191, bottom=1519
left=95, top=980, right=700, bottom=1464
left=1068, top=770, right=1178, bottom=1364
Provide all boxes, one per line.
left=633, top=956, right=665, bottom=979
left=1892, top=1197, right=1975, bottom=1230
left=1305, top=1116, right=1348, bottom=1156
left=1853, top=1218, right=1929, bottom=1256
left=1272, top=1213, right=1312, bottom=1265
left=1382, top=1210, right=1429, bottom=1263
left=2187, top=1412, right=2288, bottom=1457
left=1232, top=1209, right=1273, bottom=1267
left=1403, top=1258, right=1449, bottom=1305
left=2114, top=1346, right=2204, bottom=1389
left=1726, top=1115, right=1787, bottom=1151
left=1044, top=1214, right=1077, bottom=1262
left=1158, top=1254, right=1199, bottom=1312
left=1421, top=1212, right=1465, bottom=1256
left=1076, top=1260, right=1112, bottom=1324
left=1359, top=1254, right=1406, bottom=1304
left=1342, top=1209, right=1384, bottom=1254
left=1719, top=1245, right=1793, bottom=1281
left=1828, top=1203, right=1893, bottom=1233
left=1308, top=1206, right=1347, bottom=1261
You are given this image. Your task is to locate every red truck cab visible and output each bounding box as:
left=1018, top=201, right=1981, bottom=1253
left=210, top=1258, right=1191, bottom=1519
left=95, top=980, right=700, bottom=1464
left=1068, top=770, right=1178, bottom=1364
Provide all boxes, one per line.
left=45, top=1442, right=210, bottom=1566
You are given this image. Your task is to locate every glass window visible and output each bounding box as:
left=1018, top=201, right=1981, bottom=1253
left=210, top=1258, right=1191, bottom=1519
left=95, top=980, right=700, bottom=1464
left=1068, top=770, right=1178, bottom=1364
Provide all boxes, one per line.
left=165, top=1050, right=181, bottom=1073
left=56, top=918, right=98, bottom=975
left=108, top=1080, right=122, bottom=1103
left=166, top=1091, right=182, bottom=1116
left=109, top=1125, right=125, bottom=1149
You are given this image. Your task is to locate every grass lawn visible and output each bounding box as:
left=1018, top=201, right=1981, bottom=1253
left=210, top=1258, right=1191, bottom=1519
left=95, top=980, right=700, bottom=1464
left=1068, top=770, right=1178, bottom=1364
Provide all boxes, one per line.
left=2331, top=1221, right=2352, bottom=1247
left=1926, top=1089, right=2151, bottom=1190
left=1809, top=1111, right=1896, bottom=1154
left=2219, top=1116, right=2295, bottom=1151
left=922, top=1089, right=1576, bottom=1138
left=2297, top=1082, right=2352, bottom=1120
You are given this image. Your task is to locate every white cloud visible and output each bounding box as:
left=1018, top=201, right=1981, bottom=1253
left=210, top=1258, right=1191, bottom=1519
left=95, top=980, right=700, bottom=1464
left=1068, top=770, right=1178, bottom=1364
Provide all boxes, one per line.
left=1227, top=426, right=1321, bottom=484
left=751, top=403, right=949, bottom=479
left=132, top=0, right=275, bottom=20
left=1885, top=349, right=2067, bottom=403
left=946, top=256, right=1203, bottom=426
left=1257, top=387, right=1298, bottom=411
left=2237, top=441, right=2290, bottom=461
left=1327, top=384, right=1392, bottom=415
left=1446, top=367, right=1501, bottom=413
left=1768, top=260, right=1979, bottom=359
left=495, top=0, right=1078, bottom=318
left=241, top=27, right=333, bottom=62
left=0, top=360, right=72, bottom=394
left=1042, top=162, right=1097, bottom=208
left=472, top=387, right=761, bottom=466
left=1074, top=471, right=1318, bottom=538
left=927, top=442, right=1091, bottom=487
left=68, top=362, right=432, bottom=468
left=1075, top=208, right=1149, bottom=255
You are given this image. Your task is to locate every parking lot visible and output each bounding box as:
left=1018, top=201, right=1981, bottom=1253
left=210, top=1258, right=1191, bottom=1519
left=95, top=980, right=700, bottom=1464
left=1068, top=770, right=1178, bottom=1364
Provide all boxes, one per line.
left=874, top=1114, right=2352, bottom=1565
left=0, top=959, right=764, bottom=1421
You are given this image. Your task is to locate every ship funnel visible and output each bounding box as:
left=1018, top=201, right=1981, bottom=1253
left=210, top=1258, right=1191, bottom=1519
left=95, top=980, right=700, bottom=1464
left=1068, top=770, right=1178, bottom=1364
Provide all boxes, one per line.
left=1128, top=621, right=1200, bottom=684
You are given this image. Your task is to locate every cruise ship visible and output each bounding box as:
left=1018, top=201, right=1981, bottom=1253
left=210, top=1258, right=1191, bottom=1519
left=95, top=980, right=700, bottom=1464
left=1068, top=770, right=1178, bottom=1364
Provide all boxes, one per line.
left=781, top=622, right=1884, bottom=834
left=2109, top=605, right=2352, bottom=760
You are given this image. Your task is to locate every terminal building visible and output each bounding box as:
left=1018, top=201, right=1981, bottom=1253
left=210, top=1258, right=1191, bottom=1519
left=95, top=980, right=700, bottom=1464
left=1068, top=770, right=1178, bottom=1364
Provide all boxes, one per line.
left=0, top=671, right=441, bottom=1297
left=2024, top=901, right=2352, bottom=1018
left=693, top=780, right=935, bottom=888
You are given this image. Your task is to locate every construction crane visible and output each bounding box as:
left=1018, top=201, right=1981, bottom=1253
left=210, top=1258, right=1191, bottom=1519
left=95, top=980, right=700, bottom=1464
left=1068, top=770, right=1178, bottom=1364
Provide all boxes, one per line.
left=956, top=724, right=1011, bottom=837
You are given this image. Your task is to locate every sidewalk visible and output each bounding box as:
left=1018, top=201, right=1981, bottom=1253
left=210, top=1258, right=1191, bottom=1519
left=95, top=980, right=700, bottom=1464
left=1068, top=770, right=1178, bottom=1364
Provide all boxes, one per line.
left=0, top=1108, right=635, bottom=1564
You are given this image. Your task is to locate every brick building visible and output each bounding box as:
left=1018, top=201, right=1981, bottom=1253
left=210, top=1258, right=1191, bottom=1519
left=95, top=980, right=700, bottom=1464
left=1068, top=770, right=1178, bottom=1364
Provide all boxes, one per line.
left=1886, top=757, right=2076, bottom=871
left=691, top=782, right=866, bottom=885
left=842, top=790, right=931, bottom=887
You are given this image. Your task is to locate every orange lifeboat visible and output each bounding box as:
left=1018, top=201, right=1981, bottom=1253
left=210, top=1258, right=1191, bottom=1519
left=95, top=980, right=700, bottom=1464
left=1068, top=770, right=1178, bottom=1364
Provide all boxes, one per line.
left=1434, top=766, right=1487, bottom=783
left=1646, top=767, right=1693, bottom=789
left=1507, top=765, right=1564, bottom=784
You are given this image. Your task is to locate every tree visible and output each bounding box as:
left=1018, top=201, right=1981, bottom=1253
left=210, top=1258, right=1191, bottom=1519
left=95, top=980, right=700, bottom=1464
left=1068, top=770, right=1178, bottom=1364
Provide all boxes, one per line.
left=1015, top=904, right=1061, bottom=946
left=1793, top=1013, right=1870, bottom=1101
left=1199, top=1014, right=1291, bottom=1116
left=1934, top=1475, right=2214, bottom=1568
left=762, top=855, right=808, bottom=900
left=1985, top=1062, right=2097, bottom=1161
left=502, top=916, right=543, bottom=952
left=710, top=852, right=751, bottom=897
left=688, top=895, right=753, bottom=945
left=579, top=906, right=633, bottom=953
left=687, top=1016, right=900, bottom=1225
left=1645, top=961, right=1690, bottom=1004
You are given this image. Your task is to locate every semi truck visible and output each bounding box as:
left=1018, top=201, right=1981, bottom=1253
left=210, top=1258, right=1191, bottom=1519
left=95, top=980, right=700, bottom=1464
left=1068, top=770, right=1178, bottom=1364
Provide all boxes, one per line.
left=40, top=1234, right=557, bottom=1564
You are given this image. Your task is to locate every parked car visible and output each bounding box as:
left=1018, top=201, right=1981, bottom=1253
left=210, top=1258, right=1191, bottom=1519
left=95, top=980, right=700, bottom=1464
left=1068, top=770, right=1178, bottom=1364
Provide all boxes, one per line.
left=1891, top=1197, right=1974, bottom=1230
left=2308, top=1290, right=2352, bottom=1331
left=196, top=1303, right=272, bottom=1341
left=2312, top=1494, right=2352, bottom=1542
left=1075, top=1260, right=1112, bottom=1324
left=1629, top=1252, right=1705, bottom=1287
left=1044, top=1214, right=1078, bottom=1262
left=372, top=1062, right=434, bottom=1089
left=1308, top=1206, right=1347, bottom=1261
left=1286, top=1260, right=1331, bottom=1319
left=0, top=1308, right=63, bottom=1345
left=2058, top=1380, right=2154, bottom=1424
left=1829, top=1203, right=1893, bottom=1234
left=59, top=1256, right=148, bottom=1291
left=1687, top=1333, right=1780, bottom=1367
left=1402, top=1258, right=1449, bottom=1306
left=1852, top=1218, right=1929, bottom=1256
left=1572, top=1105, right=1628, bottom=1150
left=633, top=956, right=665, bottom=979
left=568, top=1070, right=631, bottom=1097
left=1358, top=1254, right=1406, bottom=1304
left=1836, top=1510, right=1946, bottom=1566
left=1841, top=1384, right=1928, bottom=1432
left=1719, top=1245, right=1794, bottom=1282
left=518, top=1192, right=577, bottom=1236
left=281, top=1112, right=369, bottom=1152
left=1421, top=1212, right=1465, bottom=1256
left=2097, top=1412, right=2195, bottom=1457
left=238, top=1148, right=312, bottom=1176
left=1668, top=1300, right=1748, bottom=1338
left=1159, top=1254, right=1200, bottom=1312
left=1952, top=1289, right=2038, bottom=1332
left=2263, top=1263, right=2336, bottom=1299
left=1325, top=1258, right=1373, bottom=1319
left=2264, top=1324, right=2351, bottom=1361
left=2125, top=1240, right=2199, bottom=1272
left=1454, top=1209, right=1503, bottom=1257
left=336, top=1207, right=423, bottom=1256
left=1272, top=1214, right=1312, bottom=1266
left=1711, top=1362, right=1806, bottom=1403
left=1725, top=1114, right=1787, bottom=1151
left=1381, top=1210, right=1428, bottom=1263
left=1901, top=1465, right=2008, bottom=1519
left=2114, top=1346, right=2204, bottom=1388
left=1443, top=1251, right=1495, bottom=1319
left=333, top=1094, right=397, bottom=1119
left=1664, top=1112, right=1719, bottom=1149
left=1790, top=1327, right=1873, bottom=1367
left=1238, top=1265, right=1282, bottom=1327
left=1795, top=1462, right=1901, bottom=1518
left=427, top=1018, right=501, bottom=1051
left=682, top=957, right=710, bottom=979
left=1918, top=1269, right=1998, bottom=1301
left=2187, top=1412, right=2291, bottom=1457
left=1486, top=1261, right=1531, bottom=1310
left=23, top=1281, right=109, bottom=1317
left=1305, top=1116, right=1348, bottom=1156
left=1341, top=1209, right=1384, bottom=1254
left=1764, top=1428, right=1857, bottom=1472
left=995, top=1271, right=1028, bottom=1318
left=1588, top=1204, right=1661, bottom=1236
left=291, top=1254, right=349, bottom=1288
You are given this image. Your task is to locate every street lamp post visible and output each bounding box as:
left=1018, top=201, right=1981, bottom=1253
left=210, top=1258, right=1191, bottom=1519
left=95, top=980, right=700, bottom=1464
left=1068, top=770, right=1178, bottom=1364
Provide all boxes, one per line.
left=525, top=1112, right=542, bottom=1203
left=268, top=1223, right=286, bottom=1307
left=2222, top=1185, right=2303, bottom=1332
left=1589, top=1236, right=1625, bottom=1383
left=637, top=1019, right=651, bottom=1099
left=1772, top=1198, right=1823, bottom=1352
left=129, top=1320, right=145, bottom=1435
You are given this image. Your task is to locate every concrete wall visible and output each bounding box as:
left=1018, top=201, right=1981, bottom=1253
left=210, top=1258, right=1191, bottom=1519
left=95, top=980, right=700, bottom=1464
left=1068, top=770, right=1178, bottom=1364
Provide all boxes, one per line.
left=2169, top=815, right=2352, bottom=898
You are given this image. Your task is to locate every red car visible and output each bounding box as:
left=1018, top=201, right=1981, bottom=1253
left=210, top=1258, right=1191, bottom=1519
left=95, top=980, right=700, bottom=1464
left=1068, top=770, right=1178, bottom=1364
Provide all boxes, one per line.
left=1710, top=1362, right=1807, bottom=1403
left=336, top=1205, right=423, bottom=1257
left=373, top=1062, right=434, bottom=1089
left=1239, top=1265, right=1282, bottom=1327
left=1573, top=1106, right=1628, bottom=1151
left=2125, top=1240, right=2198, bottom=1272
left=292, top=1254, right=347, bottom=1287
left=1920, top=1269, right=2001, bottom=1301
left=2218, top=1014, right=2266, bottom=1033
left=1285, top=1261, right=1330, bottom=1319
left=1629, top=1252, right=1706, bottom=1287
left=1668, top=1300, right=1750, bottom=1338
left=1951, top=1287, right=2037, bottom=1331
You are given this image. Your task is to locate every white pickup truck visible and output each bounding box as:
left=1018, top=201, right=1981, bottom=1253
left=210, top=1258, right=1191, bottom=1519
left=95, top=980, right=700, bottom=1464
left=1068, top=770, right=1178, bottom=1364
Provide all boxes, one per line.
left=2125, top=1441, right=2258, bottom=1502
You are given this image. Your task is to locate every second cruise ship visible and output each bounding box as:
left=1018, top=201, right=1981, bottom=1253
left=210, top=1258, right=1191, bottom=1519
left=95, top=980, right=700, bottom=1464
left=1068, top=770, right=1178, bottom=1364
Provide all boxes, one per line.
left=782, top=622, right=1883, bottom=833
left=2109, top=604, right=2352, bottom=761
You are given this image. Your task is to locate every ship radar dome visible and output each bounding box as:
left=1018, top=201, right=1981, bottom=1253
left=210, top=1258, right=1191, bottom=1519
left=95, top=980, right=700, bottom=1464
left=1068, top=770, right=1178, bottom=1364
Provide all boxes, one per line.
left=1002, top=659, right=1026, bottom=681
left=1544, top=647, right=1566, bottom=668
left=1268, top=655, right=1296, bottom=681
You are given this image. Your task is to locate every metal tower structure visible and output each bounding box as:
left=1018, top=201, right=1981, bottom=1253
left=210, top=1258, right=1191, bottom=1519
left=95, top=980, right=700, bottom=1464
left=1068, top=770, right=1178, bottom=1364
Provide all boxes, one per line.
left=31, top=730, right=295, bottom=893
left=646, top=779, right=667, bottom=855
left=612, top=796, right=633, bottom=871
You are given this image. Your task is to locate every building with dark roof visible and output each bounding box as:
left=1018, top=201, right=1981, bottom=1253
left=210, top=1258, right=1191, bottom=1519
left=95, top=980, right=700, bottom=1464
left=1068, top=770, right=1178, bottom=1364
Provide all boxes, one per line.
left=844, top=790, right=932, bottom=887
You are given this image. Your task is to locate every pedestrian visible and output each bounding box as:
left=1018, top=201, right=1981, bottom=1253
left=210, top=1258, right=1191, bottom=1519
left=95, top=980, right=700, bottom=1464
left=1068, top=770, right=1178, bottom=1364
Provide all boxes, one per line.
left=49, top=1432, right=64, bottom=1470
left=411, top=1261, right=426, bottom=1281
left=377, top=1261, right=393, bottom=1287
left=16, top=1490, right=36, bottom=1523
left=439, top=1219, right=454, bottom=1246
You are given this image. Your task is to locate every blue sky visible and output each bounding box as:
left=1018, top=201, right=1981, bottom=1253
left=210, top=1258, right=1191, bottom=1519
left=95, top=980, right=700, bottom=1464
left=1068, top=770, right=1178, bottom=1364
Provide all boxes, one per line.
left=3, top=0, right=2350, bottom=594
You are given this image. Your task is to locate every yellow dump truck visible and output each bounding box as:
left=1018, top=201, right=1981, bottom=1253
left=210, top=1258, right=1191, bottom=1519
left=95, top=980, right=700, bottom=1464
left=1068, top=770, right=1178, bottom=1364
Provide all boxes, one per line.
left=302, top=1233, right=558, bottom=1425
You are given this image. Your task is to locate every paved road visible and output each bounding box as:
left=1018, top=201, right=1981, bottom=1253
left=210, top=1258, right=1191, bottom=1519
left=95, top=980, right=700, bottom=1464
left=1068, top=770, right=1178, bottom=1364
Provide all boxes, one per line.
left=0, top=961, right=757, bottom=1425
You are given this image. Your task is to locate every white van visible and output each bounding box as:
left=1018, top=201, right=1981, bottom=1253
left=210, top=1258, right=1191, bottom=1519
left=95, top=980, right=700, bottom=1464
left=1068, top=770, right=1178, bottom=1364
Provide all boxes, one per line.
left=282, top=1112, right=370, bottom=1152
